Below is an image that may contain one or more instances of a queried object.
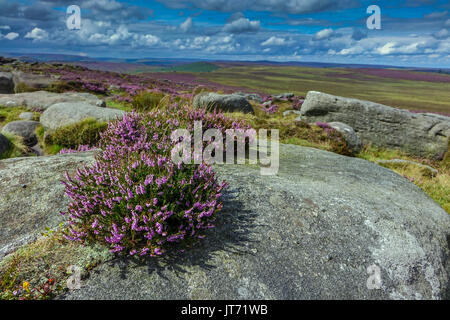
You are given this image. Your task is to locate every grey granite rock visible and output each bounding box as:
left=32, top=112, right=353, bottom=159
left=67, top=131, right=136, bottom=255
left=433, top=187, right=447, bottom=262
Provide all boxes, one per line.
left=328, top=122, right=363, bottom=154
left=60, top=144, right=450, bottom=300
left=299, top=91, right=450, bottom=159
left=0, top=72, right=14, bottom=94
left=193, top=92, right=254, bottom=114
left=1, top=120, right=40, bottom=146
left=40, top=102, right=125, bottom=130
left=18, top=112, right=35, bottom=121
left=0, top=151, right=99, bottom=260
left=0, top=133, right=11, bottom=156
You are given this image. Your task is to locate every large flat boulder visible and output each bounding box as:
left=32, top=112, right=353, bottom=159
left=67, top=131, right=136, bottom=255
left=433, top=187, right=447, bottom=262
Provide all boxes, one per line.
left=298, top=91, right=450, bottom=159
left=40, top=102, right=125, bottom=130
left=193, top=92, right=254, bottom=114
left=0, top=151, right=98, bottom=260
left=61, top=143, right=449, bottom=300
left=0, top=91, right=106, bottom=110
left=0, top=72, right=14, bottom=94
left=1, top=120, right=40, bottom=146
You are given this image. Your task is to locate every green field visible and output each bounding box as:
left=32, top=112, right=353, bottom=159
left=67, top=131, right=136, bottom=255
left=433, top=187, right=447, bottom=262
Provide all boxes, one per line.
left=192, top=65, right=450, bottom=113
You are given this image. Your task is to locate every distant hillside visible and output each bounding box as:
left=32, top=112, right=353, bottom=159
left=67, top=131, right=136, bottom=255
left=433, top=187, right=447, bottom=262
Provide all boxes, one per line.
left=166, top=62, right=221, bottom=73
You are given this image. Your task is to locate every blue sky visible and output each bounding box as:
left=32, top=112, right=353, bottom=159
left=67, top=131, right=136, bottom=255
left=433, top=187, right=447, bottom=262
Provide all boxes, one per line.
left=0, top=0, right=449, bottom=67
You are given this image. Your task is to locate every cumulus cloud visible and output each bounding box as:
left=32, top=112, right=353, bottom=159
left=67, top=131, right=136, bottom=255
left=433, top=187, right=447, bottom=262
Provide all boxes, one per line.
left=24, top=28, right=49, bottom=41
left=140, top=34, right=160, bottom=46
left=223, top=17, right=260, bottom=33
left=376, top=41, right=422, bottom=55
left=180, top=17, right=193, bottom=32
left=4, top=32, right=19, bottom=40
left=433, top=28, right=449, bottom=39
left=261, top=36, right=288, bottom=46
left=313, top=28, right=334, bottom=40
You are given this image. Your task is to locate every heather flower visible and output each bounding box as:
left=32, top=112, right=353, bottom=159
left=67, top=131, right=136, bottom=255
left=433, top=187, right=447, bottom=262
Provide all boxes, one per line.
left=60, top=103, right=243, bottom=257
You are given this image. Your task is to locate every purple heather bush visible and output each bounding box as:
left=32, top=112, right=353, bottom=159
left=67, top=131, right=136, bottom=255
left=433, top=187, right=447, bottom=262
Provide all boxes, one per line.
left=61, top=103, right=250, bottom=257
left=264, top=104, right=279, bottom=114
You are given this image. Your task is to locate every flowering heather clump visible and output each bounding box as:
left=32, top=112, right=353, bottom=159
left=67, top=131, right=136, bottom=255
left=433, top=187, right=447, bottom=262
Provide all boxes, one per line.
left=292, top=97, right=304, bottom=111
left=315, top=122, right=332, bottom=129
left=61, top=104, right=250, bottom=257
left=264, top=104, right=279, bottom=114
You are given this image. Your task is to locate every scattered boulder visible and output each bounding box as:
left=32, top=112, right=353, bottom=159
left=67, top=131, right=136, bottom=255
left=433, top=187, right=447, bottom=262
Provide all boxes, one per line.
left=0, top=133, right=11, bottom=156
left=283, top=110, right=302, bottom=117
left=299, top=91, right=450, bottom=159
left=18, top=112, right=35, bottom=121
left=0, top=91, right=106, bottom=110
left=1, top=120, right=40, bottom=147
left=12, top=71, right=58, bottom=91
left=262, top=101, right=272, bottom=108
left=61, top=144, right=449, bottom=300
left=193, top=92, right=254, bottom=114
left=0, top=72, right=14, bottom=94
left=40, top=102, right=125, bottom=131
left=0, top=150, right=99, bottom=260
left=328, top=122, right=363, bottom=154
left=274, top=92, right=294, bottom=100
left=234, top=92, right=263, bottom=103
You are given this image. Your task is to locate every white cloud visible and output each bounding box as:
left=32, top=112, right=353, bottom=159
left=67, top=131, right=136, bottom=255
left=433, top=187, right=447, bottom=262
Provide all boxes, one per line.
left=377, top=42, right=396, bottom=55
left=0, top=26, right=11, bottom=30
left=261, top=36, right=287, bottom=46
left=140, top=34, right=160, bottom=46
left=338, top=46, right=364, bottom=55
left=4, top=32, right=19, bottom=40
left=180, top=17, right=193, bottom=32
left=445, top=19, right=450, bottom=27
left=433, top=28, right=449, bottom=39
left=376, top=41, right=422, bottom=55
left=223, top=17, right=260, bottom=33
left=313, top=28, right=334, bottom=40
left=24, top=27, right=48, bottom=41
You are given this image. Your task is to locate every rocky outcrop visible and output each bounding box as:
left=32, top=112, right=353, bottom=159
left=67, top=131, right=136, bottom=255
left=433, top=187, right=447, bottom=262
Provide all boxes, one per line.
left=40, top=102, right=125, bottom=130
left=193, top=92, right=254, bottom=114
left=61, top=143, right=450, bottom=300
left=1, top=120, right=40, bottom=146
left=0, top=151, right=99, bottom=260
left=328, top=122, right=363, bottom=154
left=0, top=133, right=11, bottom=156
left=0, top=91, right=106, bottom=110
left=0, top=72, right=14, bottom=94
left=298, top=91, right=450, bottom=159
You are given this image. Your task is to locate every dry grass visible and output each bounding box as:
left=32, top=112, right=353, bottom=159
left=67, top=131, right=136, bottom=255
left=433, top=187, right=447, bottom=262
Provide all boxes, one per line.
left=0, top=228, right=112, bottom=300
